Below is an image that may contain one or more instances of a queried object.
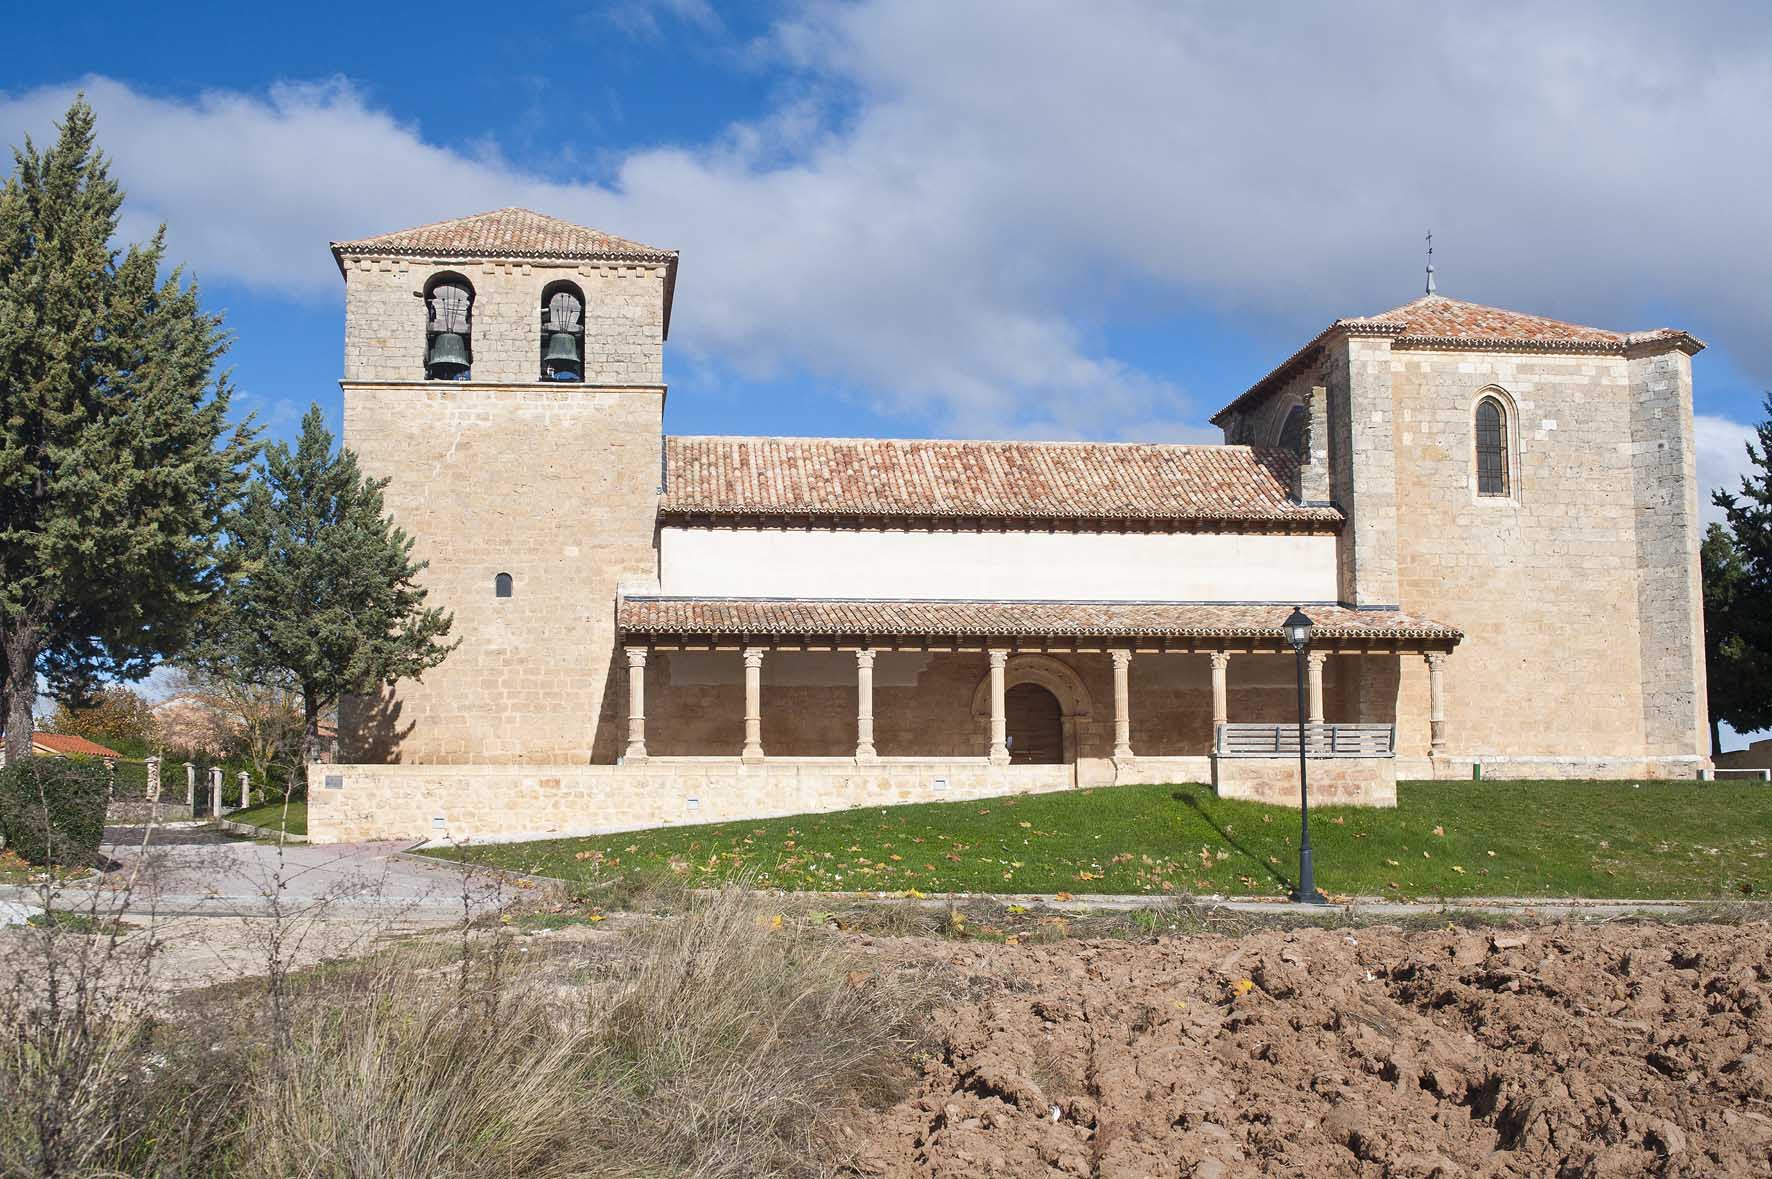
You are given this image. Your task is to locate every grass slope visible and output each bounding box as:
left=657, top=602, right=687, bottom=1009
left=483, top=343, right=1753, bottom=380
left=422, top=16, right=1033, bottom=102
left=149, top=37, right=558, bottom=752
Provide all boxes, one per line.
left=226, top=800, right=307, bottom=836
left=427, top=781, right=1772, bottom=901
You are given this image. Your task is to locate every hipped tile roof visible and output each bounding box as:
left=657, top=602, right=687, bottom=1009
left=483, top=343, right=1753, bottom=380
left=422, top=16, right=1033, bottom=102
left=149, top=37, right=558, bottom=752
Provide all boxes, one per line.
left=619, top=598, right=1461, bottom=645
left=1212, top=294, right=1702, bottom=426
left=661, top=436, right=1340, bottom=527
left=29, top=732, right=123, bottom=759
left=330, top=208, right=675, bottom=263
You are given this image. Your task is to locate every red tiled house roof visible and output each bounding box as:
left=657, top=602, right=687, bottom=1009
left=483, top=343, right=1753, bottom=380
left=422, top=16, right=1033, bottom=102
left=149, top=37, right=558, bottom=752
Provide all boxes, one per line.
left=29, top=732, right=123, bottom=759
left=1212, top=294, right=1704, bottom=426
left=618, top=598, right=1460, bottom=647
left=661, top=436, right=1341, bottom=528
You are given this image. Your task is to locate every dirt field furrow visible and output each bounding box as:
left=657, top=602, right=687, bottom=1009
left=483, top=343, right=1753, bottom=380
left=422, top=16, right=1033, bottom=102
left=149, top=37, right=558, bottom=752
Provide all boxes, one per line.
left=855, top=922, right=1772, bottom=1177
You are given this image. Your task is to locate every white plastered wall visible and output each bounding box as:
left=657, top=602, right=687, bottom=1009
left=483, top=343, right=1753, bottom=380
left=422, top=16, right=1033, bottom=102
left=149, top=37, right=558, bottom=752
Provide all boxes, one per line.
left=658, top=527, right=1338, bottom=602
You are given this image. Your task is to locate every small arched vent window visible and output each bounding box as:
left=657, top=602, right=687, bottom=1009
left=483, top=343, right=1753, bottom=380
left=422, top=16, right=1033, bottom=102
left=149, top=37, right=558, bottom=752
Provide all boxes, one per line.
left=1475, top=396, right=1510, bottom=497
left=540, top=282, right=584, bottom=382
left=494, top=572, right=513, bottom=599
left=1277, top=404, right=1308, bottom=460
left=425, top=274, right=474, bottom=381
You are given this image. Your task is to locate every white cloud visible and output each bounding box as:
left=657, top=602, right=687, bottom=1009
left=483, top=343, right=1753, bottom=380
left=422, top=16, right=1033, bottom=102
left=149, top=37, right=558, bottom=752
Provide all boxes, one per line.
left=1696, top=413, right=1765, bottom=526
left=3, top=2, right=1770, bottom=439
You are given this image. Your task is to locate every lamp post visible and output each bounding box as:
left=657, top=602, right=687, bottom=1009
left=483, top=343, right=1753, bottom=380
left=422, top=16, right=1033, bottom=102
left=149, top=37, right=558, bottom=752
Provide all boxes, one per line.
left=1284, top=606, right=1328, bottom=904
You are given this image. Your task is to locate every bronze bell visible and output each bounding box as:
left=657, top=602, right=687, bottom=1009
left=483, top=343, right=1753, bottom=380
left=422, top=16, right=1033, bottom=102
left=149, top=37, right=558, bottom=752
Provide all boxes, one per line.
left=543, top=331, right=581, bottom=379
left=426, top=332, right=470, bottom=379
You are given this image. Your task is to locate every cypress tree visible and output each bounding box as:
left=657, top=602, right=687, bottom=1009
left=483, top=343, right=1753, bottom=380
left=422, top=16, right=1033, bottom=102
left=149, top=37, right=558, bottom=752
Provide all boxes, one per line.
left=1709, top=394, right=1772, bottom=747
left=0, top=97, right=255, bottom=761
left=201, top=405, right=456, bottom=766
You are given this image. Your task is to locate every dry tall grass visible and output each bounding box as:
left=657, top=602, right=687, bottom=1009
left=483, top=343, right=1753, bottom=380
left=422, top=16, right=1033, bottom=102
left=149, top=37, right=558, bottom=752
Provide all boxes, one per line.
left=0, top=881, right=937, bottom=1178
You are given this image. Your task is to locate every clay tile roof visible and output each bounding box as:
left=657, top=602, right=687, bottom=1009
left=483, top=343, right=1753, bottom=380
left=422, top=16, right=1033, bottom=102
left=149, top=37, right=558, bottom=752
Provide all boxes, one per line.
left=330, top=207, right=674, bottom=263
left=29, top=732, right=122, bottom=758
left=661, top=436, right=1341, bottom=528
left=1212, top=295, right=1703, bottom=426
left=618, top=598, right=1461, bottom=645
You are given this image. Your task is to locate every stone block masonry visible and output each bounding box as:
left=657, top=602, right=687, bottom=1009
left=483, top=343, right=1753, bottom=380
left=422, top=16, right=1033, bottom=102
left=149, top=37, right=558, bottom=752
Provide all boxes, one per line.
left=307, top=760, right=1083, bottom=844
left=340, top=255, right=667, bottom=386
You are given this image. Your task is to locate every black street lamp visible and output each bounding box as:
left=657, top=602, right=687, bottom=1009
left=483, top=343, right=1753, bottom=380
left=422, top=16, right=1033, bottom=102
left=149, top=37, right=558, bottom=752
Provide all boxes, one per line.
left=1283, top=606, right=1329, bottom=905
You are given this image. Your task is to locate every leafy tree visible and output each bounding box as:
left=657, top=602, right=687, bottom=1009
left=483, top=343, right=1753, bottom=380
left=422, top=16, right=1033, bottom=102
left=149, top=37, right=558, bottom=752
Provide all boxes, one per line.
left=196, top=404, right=455, bottom=766
left=0, top=97, right=255, bottom=761
left=46, top=684, right=156, bottom=750
left=161, top=664, right=309, bottom=787
left=1709, top=394, right=1772, bottom=747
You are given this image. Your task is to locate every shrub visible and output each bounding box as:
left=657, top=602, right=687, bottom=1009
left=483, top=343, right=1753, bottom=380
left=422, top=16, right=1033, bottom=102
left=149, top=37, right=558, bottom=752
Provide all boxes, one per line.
left=0, top=757, right=109, bottom=866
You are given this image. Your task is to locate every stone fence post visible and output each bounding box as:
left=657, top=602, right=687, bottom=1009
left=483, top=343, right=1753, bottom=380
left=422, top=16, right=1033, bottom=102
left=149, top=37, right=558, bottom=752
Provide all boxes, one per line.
left=209, top=767, right=222, bottom=818
left=238, top=771, right=251, bottom=809
left=185, top=762, right=196, bottom=806
left=146, top=756, right=161, bottom=801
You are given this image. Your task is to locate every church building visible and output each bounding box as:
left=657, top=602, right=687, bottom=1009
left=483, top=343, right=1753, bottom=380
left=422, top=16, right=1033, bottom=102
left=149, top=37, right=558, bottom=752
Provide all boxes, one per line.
left=309, top=209, right=1710, bottom=843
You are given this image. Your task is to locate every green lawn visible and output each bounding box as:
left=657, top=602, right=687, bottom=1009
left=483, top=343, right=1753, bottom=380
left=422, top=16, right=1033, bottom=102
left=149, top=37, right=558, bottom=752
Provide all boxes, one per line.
left=226, top=800, right=308, bottom=837
left=421, top=781, right=1772, bottom=901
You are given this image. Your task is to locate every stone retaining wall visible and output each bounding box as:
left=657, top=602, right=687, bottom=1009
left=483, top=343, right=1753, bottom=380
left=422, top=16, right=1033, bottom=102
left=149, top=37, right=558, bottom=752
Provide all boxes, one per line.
left=1211, top=754, right=1397, bottom=807
left=308, top=759, right=1083, bottom=844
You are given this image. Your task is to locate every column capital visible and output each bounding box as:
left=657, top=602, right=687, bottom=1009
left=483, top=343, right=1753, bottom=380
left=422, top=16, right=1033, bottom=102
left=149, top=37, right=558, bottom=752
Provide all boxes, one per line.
left=988, top=648, right=1009, bottom=670
left=743, top=646, right=767, bottom=670
left=1423, top=651, right=1448, bottom=669
left=855, top=648, right=876, bottom=669
left=1306, top=649, right=1329, bottom=668
left=1209, top=650, right=1231, bottom=670
left=624, top=645, right=648, bottom=667
left=1110, top=648, right=1132, bottom=669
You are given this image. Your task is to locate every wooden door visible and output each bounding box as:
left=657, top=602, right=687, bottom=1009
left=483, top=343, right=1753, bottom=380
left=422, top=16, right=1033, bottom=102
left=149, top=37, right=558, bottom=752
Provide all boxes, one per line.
left=1006, top=683, right=1064, bottom=764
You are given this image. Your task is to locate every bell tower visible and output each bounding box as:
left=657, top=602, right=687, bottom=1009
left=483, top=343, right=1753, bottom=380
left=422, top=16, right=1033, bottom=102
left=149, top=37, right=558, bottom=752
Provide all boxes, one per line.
left=330, top=208, right=676, bottom=765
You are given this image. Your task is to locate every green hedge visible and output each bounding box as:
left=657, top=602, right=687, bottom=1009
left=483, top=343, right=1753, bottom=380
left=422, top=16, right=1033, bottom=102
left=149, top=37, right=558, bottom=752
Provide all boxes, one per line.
left=0, top=757, right=110, bottom=867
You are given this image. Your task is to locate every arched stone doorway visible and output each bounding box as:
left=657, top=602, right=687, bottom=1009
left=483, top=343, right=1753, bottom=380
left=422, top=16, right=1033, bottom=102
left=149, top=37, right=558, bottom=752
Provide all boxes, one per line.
left=1006, top=682, right=1063, bottom=764
left=971, top=654, right=1093, bottom=765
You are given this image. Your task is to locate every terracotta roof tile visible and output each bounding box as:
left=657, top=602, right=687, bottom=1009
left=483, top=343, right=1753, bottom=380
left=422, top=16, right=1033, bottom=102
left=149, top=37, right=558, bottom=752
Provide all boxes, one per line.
left=1212, top=295, right=1703, bottom=426
left=618, top=597, right=1460, bottom=644
left=29, top=732, right=123, bottom=758
left=661, top=436, right=1339, bottom=527
left=330, top=208, right=674, bottom=263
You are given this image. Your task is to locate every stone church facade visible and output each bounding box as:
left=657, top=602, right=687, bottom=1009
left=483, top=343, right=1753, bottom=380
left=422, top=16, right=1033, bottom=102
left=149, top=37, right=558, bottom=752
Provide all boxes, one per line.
left=309, top=209, right=1709, bottom=843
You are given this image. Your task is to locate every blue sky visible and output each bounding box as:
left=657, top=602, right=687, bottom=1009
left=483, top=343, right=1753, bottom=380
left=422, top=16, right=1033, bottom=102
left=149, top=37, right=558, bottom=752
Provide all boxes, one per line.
left=5, top=1, right=1771, bottom=737
left=8, top=1, right=1770, bottom=465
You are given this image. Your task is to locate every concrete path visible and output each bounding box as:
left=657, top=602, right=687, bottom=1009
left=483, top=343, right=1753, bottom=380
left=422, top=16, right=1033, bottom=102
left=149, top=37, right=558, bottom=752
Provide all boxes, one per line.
left=5, top=826, right=511, bottom=920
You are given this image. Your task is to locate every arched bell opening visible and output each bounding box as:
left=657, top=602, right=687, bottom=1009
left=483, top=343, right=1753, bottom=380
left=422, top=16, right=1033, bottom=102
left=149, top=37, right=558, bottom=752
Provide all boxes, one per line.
left=424, top=273, right=474, bottom=381
left=540, top=281, right=585, bottom=382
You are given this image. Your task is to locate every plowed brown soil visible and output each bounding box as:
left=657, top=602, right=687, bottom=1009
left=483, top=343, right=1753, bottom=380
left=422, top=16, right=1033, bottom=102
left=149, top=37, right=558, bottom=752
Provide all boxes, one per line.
left=854, top=922, right=1772, bottom=1177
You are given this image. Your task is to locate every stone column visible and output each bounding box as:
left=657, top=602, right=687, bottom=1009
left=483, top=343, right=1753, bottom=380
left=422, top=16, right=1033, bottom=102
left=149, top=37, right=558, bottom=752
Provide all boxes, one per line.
left=741, top=647, right=766, bottom=762
left=238, top=771, right=251, bottom=808
left=1111, top=649, right=1134, bottom=762
left=1209, top=652, right=1230, bottom=729
left=1307, top=651, right=1327, bottom=725
left=1425, top=652, right=1448, bottom=756
left=145, top=756, right=161, bottom=801
left=184, top=762, right=196, bottom=806
left=855, top=649, right=877, bottom=761
left=208, top=767, right=222, bottom=818
left=987, top=649, right=1009, bottom=764
left=624, top=647, right=648, bottom=761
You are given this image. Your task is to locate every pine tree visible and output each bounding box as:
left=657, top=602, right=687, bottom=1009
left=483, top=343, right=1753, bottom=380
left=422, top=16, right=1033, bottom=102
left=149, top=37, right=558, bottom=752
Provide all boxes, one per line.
left=200, top=405, right=456, bottom=766
left=0, top=97, right=255, bottom=761
left=1709, top=394, right=1772, bottom=746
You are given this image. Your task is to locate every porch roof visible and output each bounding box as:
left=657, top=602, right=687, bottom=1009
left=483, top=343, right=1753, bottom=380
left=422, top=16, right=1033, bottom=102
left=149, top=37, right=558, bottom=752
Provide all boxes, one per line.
left=618, top=597, right=1462, bottom=648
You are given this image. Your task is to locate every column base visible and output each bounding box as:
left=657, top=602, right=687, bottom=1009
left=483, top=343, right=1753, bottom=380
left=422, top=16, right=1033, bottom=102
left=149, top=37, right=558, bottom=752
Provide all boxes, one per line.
left=989, top=748, right=1010, bottom=766
left=623, top=745, right=648, bottom=763
left=740, top=750, right=765, bottom=765
left=855, top=746, right=878, bottom=762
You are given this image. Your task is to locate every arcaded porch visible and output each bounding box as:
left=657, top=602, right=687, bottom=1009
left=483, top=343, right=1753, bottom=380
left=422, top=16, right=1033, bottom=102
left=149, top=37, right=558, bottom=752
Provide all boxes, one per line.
left=616, top=598, right=1462, bottom=802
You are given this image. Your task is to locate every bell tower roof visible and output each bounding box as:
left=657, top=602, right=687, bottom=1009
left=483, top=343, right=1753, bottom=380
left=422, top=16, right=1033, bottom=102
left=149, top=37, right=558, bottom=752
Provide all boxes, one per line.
left=332, top=207, right=678, bottom=337
left=331, top=207, right=675, bottom=265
